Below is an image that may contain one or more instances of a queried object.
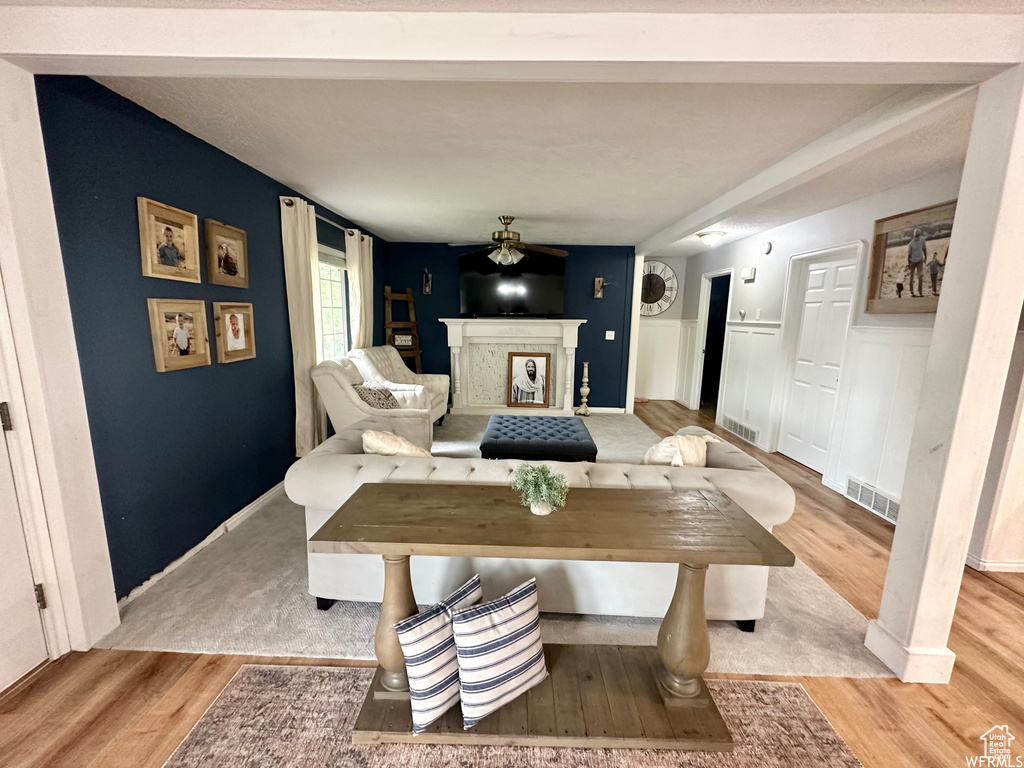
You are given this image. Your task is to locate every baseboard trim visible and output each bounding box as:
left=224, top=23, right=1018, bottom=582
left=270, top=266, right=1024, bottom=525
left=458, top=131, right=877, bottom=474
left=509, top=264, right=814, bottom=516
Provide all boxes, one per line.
left=117, top=481, right=285, bottom=608
left=588, top=407, right=626, bottom=414
left=965, top=553, right=1024, bottom=572
left=864, top=619, right=956, bottom=683
left=822, top=477, right=847, bottom=496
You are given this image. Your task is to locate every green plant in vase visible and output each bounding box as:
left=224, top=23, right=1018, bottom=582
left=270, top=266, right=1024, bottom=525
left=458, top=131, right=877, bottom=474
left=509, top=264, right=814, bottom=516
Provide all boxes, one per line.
left=511, top=464, right=570, bottom=516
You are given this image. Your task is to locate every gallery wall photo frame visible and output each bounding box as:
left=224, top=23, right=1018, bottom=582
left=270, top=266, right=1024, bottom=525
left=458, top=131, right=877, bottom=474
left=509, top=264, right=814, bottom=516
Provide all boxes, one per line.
left=213, top=302, right=257, bottom=363
left=138, top=197, right=201, bottom=284
left=147, top=298, right=211, bottom=372
left=507, top=351, right=551, bottom=408
left=866, top=199, right=956, bottom=315
left=206, top=220, right=249, bottom=289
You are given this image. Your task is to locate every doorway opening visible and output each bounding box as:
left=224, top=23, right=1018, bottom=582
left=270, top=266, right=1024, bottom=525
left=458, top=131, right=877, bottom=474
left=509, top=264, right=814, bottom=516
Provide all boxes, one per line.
left=700, top=273, right=732, bottom=419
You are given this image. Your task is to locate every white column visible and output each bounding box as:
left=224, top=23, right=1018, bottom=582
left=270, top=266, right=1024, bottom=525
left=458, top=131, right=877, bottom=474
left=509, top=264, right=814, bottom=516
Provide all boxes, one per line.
left=563, top=347, right=576, bottom=414
left=968, top=325, right=1024, bottom=572
left=865, top=64, right=1024, bottom=683
left=0, top=60, right=119, bottom=650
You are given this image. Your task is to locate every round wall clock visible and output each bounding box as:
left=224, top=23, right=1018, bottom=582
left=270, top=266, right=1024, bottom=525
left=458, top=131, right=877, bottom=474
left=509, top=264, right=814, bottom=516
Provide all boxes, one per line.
left=640, top=260, right=679, bottom=316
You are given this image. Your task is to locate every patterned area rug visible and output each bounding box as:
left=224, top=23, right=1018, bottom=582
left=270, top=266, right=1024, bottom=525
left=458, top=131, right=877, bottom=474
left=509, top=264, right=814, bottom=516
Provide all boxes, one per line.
left=163, top=666, right=862, bottom=767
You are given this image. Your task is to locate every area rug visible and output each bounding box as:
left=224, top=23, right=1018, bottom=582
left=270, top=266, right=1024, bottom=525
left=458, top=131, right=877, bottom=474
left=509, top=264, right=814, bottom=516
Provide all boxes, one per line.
left=432, top=413, right=662, bottom=463
left=97, top=489, right=893, bottom=678
left=162, top=665, right=863, bottom=767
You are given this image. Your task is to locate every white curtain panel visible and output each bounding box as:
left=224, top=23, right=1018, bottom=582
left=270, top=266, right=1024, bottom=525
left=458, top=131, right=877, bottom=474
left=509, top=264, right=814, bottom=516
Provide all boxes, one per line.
left=345, top=228, right=374, bottom=349
left=280, top=196, right=326, bottom=457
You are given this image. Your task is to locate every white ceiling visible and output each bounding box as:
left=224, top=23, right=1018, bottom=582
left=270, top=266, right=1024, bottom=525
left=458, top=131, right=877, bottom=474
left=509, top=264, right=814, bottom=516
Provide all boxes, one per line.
left=98, top=77, right=912, bottom=245
left=10, top=0, right=1024, bottom=9
left=653, top=94, right=975, bottom=258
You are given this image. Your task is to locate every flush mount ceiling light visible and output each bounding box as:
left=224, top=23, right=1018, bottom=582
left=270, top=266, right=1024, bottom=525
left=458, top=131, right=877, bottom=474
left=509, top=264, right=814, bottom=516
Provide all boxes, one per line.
left=697, top=231, right=726, bottom=247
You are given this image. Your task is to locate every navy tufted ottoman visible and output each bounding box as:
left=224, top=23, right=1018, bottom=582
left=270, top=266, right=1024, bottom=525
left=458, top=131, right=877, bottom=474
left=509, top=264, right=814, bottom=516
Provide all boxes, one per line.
left=480, top=414, right=598, bottom=463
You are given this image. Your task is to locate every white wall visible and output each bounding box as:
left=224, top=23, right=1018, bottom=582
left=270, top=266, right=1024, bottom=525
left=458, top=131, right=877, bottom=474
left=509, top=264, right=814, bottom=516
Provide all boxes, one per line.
left=635, top=255, right=688, bottom=400
left=969, top=327, right=1024, bottom=571
left=673, top=168, right=963, bottom=507
left=678, top=167, right=963, bottom=329
left=720, top=322, right=781, bottom=449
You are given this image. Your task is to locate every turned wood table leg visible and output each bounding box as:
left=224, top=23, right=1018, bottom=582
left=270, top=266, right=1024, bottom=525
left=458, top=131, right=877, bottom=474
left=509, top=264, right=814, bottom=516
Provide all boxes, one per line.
left=657, top=562, right=711, bottom=701
left=376, top=554, right=417, bottom=692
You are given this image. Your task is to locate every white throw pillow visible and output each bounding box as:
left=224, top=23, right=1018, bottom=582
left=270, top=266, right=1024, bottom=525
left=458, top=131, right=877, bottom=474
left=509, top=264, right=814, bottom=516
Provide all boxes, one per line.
left=394, top=575, right=484, bottom=734
left=451, top=578, right=548, bottom=730
left=642, top=434, right=720, bottom=468
left=361, top=430, right=432, bottom=458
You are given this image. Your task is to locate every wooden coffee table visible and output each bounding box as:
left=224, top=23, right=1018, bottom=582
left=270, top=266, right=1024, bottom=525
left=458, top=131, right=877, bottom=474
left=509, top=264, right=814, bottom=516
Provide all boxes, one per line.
left=308, top=484, right=795, bottom=751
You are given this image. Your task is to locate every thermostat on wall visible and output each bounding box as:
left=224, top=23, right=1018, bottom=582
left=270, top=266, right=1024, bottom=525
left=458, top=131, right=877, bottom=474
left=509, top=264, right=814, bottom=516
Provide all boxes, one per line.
left=740, top=267, right=756, bottom=283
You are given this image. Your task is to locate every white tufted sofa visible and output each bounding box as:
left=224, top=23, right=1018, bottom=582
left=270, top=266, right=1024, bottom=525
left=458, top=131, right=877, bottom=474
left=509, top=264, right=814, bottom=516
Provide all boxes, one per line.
left=285, top=426, right=795, bottom=622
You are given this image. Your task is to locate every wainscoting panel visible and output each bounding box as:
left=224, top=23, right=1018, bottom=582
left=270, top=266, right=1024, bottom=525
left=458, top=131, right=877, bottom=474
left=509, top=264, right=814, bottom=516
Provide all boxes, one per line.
left=676, top=320, right=698, bottom=407
left=719, top=323, right=781, bottom=449
left=823, top=327, right=932, bottom=505
left=635, top=319, right=682, bottom=400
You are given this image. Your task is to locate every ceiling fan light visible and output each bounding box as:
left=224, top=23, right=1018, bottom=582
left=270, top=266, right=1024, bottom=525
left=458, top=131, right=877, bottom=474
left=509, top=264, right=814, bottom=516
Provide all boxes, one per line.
left=698, top=231, right=726, bottom=247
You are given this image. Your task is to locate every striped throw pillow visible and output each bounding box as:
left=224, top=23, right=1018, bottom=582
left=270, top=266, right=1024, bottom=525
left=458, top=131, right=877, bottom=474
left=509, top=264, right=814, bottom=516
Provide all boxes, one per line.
left=451, top=578, right=548, bottom=730
left=393, top=574, right=483, bottom=735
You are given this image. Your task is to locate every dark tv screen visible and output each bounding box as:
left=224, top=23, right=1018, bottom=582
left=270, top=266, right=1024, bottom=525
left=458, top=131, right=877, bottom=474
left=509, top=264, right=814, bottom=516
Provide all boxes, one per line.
left=459, top=251, right=565, bottom=318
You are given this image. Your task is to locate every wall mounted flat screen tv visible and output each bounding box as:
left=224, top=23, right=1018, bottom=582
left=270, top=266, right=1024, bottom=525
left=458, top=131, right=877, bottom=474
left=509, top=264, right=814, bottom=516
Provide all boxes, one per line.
left=459, top=251, right=565, bottom=318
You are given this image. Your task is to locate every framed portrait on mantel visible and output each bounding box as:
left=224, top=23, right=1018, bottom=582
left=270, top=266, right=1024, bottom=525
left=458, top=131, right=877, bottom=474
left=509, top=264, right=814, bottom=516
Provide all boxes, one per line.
left=138, top=197, right=201, bottom=283
left=507, top=352, right=551, bottom=408
left=206, top=220, right=249, bottom=289
left=147, top=298, right=210, bottom=372
left=866, top=200, right=956, bottom=314
left=213, top=302, right=256, bottom=363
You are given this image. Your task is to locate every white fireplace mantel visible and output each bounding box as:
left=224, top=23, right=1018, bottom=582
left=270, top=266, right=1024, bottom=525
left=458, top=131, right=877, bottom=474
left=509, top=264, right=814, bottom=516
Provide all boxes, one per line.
left=439, top=318, right=587, bottom=415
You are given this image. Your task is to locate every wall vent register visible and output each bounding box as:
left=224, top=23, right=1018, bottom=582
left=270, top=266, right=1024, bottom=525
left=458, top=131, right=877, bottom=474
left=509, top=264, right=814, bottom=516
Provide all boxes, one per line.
left=845, top=478, right=900, bottom=523
left=722, top=417, right=759, bottom=446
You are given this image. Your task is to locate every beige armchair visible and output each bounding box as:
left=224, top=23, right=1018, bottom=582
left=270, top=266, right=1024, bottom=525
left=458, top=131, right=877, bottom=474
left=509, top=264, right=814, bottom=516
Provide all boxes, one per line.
left=347, top=346, right=449, bottom=424
left=312, top=357, right=434, bottom=451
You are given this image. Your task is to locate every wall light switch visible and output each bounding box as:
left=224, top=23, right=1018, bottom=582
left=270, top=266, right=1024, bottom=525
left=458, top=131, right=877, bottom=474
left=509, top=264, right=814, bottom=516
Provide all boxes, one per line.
left=755, top=309, right=761, bottom=321
left=605, top=330, right=615, bottom=340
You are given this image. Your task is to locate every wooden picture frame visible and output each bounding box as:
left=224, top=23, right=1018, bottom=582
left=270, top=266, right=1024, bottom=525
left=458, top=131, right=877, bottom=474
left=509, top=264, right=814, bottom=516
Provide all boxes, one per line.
left=507, top=352, right=551, bottom=408
left=147, top=298, right=211, bottom=372
left=213, top=302, right=257, bottom=363
left=866, top=199, right=956, bottom=314
left=138, top=197, right=201, bottom=283
left=206, top=220, right=249, bottom=289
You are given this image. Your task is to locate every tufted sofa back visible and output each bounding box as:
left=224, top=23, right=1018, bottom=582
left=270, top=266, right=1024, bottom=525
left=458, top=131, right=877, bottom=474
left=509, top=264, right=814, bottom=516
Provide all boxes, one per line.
left=285, top=426, right=795, bottom=529
left=348, top=346, right=414, bottom=386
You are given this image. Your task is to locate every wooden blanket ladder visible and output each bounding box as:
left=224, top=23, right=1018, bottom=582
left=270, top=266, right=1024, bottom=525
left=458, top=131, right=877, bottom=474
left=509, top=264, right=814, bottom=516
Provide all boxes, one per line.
left=383, top=285, right=423, bottom=373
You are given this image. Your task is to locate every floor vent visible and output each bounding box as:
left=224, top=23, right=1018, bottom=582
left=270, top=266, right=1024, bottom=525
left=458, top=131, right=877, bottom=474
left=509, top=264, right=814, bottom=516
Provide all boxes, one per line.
left=722, top=417, right=759, bottom=446
left=845, top=478, right=899, bottom=523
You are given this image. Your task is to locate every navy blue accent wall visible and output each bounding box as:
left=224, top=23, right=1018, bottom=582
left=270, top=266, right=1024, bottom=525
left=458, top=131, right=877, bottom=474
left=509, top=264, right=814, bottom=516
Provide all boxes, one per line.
left=387, top=243, right=635, bottom=408
left=35, top=76, right=384, bottom=597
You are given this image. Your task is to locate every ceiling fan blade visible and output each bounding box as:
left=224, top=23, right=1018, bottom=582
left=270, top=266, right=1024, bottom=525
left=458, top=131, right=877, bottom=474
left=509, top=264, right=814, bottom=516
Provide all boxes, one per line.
left=455, top=247, right=498, bottom=259
left=447, top=242, right=492, bottom=248
left=521, top=243, right=568, bottom=257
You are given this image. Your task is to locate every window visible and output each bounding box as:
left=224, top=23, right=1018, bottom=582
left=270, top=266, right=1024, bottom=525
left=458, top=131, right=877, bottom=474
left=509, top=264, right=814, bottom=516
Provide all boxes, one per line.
left=316, top=246, right=349, bottom=362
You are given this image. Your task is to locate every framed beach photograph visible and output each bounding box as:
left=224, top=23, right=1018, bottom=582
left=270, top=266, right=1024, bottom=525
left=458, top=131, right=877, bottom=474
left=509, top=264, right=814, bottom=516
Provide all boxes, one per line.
left=147, top=299, right=210, bottom=372
left=206, top=220, right=249, bottom=289
left=213, top=302, right=256, bottom=363
left=138, top=197, right=201, bottom=283
left=507, top=352, right=551, bottom=408
left=866, top=200, right=956, bottom=314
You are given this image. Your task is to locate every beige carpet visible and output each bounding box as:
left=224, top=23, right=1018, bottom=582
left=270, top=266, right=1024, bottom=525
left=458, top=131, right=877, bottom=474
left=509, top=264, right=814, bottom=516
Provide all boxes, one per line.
left=98, top=488, right=893, bottom=678
left=162, top=665, right=863, bottom=767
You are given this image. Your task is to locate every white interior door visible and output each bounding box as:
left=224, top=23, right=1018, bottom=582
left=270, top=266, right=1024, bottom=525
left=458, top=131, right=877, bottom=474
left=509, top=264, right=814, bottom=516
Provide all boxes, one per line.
left=778, top=258, right=856, bottom=473
left=0, top=431, right=48, bottom=692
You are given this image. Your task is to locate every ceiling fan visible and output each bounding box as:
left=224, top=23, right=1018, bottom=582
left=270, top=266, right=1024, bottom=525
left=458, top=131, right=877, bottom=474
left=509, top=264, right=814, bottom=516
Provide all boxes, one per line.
left=451, top=216, right=568, bottom=266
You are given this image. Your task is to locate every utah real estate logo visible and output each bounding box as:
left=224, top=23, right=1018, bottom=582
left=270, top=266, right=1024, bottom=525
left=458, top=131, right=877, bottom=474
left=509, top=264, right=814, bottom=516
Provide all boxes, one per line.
left=967, top=726, right=1021, bottom=767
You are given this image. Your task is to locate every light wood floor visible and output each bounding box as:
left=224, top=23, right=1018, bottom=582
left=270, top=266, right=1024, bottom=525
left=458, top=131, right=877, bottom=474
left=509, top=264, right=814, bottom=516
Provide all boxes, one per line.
left=1, top=400, right=1021, bottom=767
